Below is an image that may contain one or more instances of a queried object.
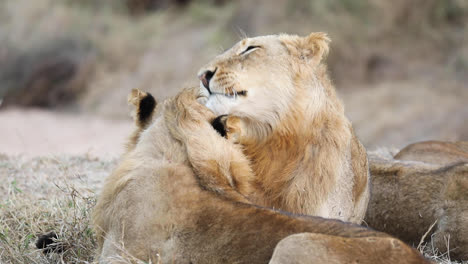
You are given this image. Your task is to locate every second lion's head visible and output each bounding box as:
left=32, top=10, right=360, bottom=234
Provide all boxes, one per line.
left=198, top=32, right=332, bottom=128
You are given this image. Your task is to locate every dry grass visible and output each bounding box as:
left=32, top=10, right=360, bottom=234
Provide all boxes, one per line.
left=0, top=154, right=466, bottom=264
left=0, top=154, right=113, bottom=263
left=1, top=185, right=95, bottom=263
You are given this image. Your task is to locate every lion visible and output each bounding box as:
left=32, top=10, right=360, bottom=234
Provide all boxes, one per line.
left=91, top=88, right=429, bottom=263
left=196, top=32, right=369, bottom=224
left=365, top=141, right=468, bottom=261
left=394, top=140, right=468, bottom=166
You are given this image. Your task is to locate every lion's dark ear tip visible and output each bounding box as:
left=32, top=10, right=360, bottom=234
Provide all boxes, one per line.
left=36, top=231, right=64, bottom=254
left=212, top=115, right=228, bottom=138
left=138, top=92, right=156, bottom=122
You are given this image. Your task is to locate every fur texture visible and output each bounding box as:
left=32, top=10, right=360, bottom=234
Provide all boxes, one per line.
left=126, top=89, right=157, bottom=152
left=197, top=33, right=369, bottom=223
left=270, top=233, right=426, bottom=264
left=394, top=140, right=468, bottom=166
left=366, top=141, right=468, bottom=261
left=92, top=88, right=429, bottom=263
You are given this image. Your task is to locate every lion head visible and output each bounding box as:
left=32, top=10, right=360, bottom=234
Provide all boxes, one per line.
left=198, top=32, right=331, bottom=128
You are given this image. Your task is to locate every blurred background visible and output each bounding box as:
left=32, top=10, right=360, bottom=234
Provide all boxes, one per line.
left=0, top=0, right=467, bottom=156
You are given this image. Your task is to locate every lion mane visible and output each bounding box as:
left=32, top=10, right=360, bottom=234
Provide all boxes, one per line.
left=197, top=32, right=369, bottom=223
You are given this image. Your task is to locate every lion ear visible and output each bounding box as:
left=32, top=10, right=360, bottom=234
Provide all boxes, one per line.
left=282, top=32, right=330, bottom=65
left=303, top=32, right=330, bottom=63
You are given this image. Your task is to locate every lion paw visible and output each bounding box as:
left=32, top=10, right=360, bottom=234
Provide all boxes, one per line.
left=212, top=115, right=243, bottom=143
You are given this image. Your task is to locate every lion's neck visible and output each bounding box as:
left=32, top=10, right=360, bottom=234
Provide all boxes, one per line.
left=242, top=95, right=352, bottom=214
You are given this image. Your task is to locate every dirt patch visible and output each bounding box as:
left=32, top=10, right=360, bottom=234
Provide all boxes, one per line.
left=0, top=108, right=132, bottom=157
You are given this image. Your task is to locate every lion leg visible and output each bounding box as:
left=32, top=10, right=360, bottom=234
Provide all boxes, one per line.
left=182, top=125, right=255, bottom=201
left=270, top=233, right=427, bottom=264
left=126, top=89, right=156, bottom=151
left=166, top=88, right=255, bottom=202
left=185, top=138, right=255, bottom=202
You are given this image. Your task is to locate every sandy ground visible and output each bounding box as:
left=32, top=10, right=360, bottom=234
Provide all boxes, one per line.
left=0, top=108, right=132, bottom=157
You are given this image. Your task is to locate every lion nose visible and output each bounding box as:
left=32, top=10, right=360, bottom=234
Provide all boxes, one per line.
left=199, top=68, right=216, bottom=93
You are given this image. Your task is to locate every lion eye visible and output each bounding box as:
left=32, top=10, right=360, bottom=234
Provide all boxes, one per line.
left=240, top=45, right=261, bottom=55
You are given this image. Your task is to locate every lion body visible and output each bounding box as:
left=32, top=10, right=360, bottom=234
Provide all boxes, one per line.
left=394, top=140, right=468, bottom=166
left=366, top=141, right=468, bottom=260
left=197, top=33, right=369, bottom=223
left=271, top=233, right=425, bottom=264
left=92, top=89, right=428, bottom=263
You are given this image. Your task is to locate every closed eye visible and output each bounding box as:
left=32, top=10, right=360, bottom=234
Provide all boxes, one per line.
left=240, top=45, right=261, bottom=55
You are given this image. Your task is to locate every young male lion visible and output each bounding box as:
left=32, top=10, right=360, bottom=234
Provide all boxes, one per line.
left=92, top=88, right=429, bottom=263
left=197, top=32, right=369, bottom=223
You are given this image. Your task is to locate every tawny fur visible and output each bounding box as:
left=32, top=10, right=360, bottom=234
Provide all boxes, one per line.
left=126, top=89, right=156, bottom=152
left=366, top=141, right=468, bottom=261
left=197, top=32, right=369, bottom=223
left=92, top=88, right=429, bottom=264
left=270, top=233, right=426, bottom=264
left=394, top=140, right=468, bottom=166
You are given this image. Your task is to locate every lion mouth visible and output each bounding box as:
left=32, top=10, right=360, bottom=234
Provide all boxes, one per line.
left=200, top=82, right=247, bottom=98
left=211, top=90, right=247, bottom=98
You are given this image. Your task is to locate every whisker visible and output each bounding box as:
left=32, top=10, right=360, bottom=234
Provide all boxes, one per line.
left=235, top=26, right=248, bottom=40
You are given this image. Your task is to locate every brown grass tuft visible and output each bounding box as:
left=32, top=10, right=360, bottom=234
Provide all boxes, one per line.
left=0, top=155, right=113, bottom=263
left=1, top=185, right=96, bottom=263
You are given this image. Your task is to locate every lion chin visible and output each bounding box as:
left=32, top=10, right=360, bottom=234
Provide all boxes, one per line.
left=204, top=92, right=237, bottom=116
left=198, top=32, right=370, bottom=224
